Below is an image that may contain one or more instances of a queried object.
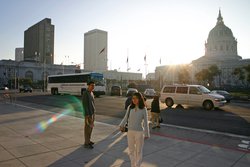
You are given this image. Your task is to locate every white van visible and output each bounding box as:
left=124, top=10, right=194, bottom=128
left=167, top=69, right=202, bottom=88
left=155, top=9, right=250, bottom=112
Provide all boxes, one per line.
left=160, top=84, right=226, bottom=110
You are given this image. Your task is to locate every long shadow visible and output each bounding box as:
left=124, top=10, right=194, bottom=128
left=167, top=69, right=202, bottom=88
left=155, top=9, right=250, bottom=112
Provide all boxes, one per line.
left=160, top=104, right=250, bottom=136
left=48, top=130, right=131, bottom=167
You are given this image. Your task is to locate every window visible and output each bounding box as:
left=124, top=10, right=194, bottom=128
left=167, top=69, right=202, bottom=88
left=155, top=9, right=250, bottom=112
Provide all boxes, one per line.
left=189, top=87, right=199, bottom=94
left=25, top=71, right=33, bottom=81
left=163, top=86, right=175, bottom=93
left=176, top=87, right=188, bottom=94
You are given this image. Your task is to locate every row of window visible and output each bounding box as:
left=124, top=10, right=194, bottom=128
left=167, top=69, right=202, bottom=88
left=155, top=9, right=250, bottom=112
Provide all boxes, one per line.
left=208, top=45, right=235, bottom=51
left=163, top=86, right=200, bottom=94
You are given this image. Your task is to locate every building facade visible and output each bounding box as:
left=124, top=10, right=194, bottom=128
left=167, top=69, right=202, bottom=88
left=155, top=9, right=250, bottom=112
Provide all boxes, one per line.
left=84, top=29, right=108, bottom=72
left=156, top=10, right=250, bottom=88
left=24, top=18, right=54, bottom=64
left=191, top=10, right=250, bottom=87
left=0, top=60, right=77, bottom=88
left=15, top=48, right=24, bottom=62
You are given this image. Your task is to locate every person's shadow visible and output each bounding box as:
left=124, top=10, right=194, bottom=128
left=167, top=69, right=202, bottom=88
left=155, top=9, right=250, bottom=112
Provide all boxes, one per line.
left=48, top=130, right=131, bottom=167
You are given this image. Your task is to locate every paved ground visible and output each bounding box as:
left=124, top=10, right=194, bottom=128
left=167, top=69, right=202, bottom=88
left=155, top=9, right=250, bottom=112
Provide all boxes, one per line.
left=0, top=101, right=250, bottom=167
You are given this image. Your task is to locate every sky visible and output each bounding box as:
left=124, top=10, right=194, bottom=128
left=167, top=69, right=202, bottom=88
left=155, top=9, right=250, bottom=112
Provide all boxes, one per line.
left=0, top=0, right=250, bottom=76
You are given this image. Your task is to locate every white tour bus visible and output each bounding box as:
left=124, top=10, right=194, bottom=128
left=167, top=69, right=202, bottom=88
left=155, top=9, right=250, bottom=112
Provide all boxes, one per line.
left=47, top=72, right=106, bottom=97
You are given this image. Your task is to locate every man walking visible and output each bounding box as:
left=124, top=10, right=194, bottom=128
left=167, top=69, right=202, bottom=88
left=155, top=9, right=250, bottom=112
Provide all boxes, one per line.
left=82, top=81, right=96, bottom=149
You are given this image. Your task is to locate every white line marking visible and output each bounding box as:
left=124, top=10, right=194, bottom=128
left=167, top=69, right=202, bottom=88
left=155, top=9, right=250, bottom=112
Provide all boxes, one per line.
left=238, top=144, right=249, bottom=149
left=161, top=123, right=250, bottom=139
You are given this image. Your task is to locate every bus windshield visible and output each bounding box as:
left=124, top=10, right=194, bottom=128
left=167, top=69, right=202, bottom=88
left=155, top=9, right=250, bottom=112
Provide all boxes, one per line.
left=90, top=73, right=105, bottom=86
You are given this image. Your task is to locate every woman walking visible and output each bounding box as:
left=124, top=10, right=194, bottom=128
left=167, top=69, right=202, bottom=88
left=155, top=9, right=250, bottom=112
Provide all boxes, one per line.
left=119, top=92, right=150, bottom=167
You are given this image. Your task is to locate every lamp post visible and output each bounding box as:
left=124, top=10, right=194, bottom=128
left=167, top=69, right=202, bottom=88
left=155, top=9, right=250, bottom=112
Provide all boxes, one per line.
left=43, top=56, right=46, bottom=92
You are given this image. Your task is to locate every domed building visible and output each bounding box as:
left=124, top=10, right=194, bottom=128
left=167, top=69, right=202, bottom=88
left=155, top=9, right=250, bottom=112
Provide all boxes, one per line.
left=191, top=10, right=250, bottom=87
left=155, top=10, right=250, bottom=89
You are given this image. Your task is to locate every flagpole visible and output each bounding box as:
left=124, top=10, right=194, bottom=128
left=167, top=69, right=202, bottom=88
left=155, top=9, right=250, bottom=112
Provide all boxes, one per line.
left=144, top=54, right=147, bottom=80
left=127, top=48, right=129, bottom=72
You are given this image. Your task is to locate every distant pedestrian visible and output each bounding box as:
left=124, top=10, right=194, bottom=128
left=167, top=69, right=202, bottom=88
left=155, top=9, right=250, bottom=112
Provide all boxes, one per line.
left=82, top=81, right=96, bottom=149
left=151, top=95, right=161, bottom=129
left=119, top=92, right=150, bottom=167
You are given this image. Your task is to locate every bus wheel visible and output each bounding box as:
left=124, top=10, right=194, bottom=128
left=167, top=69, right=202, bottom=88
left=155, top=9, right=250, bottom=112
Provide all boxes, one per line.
left=51, top=89, right=55, bottom=95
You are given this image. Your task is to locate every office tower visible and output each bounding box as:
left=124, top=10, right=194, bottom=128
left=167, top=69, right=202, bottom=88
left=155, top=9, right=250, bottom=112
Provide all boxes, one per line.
left=84, top=29, right=108, bottom=72
left=24, top=18, right=54, bottom=64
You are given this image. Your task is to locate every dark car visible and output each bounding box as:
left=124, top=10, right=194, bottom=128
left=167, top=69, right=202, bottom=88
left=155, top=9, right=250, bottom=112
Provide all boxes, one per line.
left=126, top=88, right=138, bottom=97
left=111, top=85, right=122, bottom=96
left=19, top=85, right=33, bottom=93
left=143, top=88, right=156, bottom=98
left=210, top=90, right=232, bottom=102
left=0, top=86, right=9, bottom=90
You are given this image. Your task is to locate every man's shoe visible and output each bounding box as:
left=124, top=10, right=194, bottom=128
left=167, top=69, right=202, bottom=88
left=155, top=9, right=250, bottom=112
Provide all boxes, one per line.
left=84, top=144, right=94, bottom=149
left=90, top=141, right=95, bottom=145
left=157, top=126, right=161, bottom=128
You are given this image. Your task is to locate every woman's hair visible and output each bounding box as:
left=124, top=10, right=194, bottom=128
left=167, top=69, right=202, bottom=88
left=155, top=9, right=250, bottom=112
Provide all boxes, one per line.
left=130, top=92, right=145, bottom=109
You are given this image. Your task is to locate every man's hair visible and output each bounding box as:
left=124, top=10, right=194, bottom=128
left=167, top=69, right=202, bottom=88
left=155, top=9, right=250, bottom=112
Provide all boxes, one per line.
left=87, top=81, right=95, bottom=85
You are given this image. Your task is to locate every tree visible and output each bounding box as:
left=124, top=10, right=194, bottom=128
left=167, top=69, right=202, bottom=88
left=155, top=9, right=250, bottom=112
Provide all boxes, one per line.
left=178, top=65, right=190, bottom=84
left=243, top=64, right=250, bottom=83
left=19, top=78, right=32, bottom=86
left=232, top=67, right=245, bottom=85
left=195, top=69, right=210, bottom=85
left=208, top=65, right=221, bottom=77
left=127, top=82, right=137, bottom=89
left=195, top=65, right=221, bottom=87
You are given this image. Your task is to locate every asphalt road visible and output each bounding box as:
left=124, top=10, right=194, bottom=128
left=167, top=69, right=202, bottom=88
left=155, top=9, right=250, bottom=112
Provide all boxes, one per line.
left=15, top=93, right=250, bottom=137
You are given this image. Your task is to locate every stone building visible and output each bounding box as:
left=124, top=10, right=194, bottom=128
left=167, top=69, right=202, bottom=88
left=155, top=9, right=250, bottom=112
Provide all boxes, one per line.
left=156, top=10, right=250, bottom=88
left=191, top=10, right=250, bottom=87
left=0, top=60, right=78, bottom=88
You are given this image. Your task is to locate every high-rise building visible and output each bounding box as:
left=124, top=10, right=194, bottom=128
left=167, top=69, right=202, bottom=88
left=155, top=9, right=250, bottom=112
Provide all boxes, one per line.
left=15, top=47, right=24, bottom=62
left=84, top=29, right=108, bottom=72
left=24, top=18, right=54, bottom=64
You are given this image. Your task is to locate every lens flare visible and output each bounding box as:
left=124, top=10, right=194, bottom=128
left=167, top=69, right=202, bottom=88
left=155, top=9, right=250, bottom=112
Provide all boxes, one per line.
left=35, top=95, right=85, bottom=133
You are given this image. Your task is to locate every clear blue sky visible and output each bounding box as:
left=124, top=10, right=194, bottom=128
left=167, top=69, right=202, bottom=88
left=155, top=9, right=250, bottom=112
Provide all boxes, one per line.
left=0, top=0, right=250, bottom=74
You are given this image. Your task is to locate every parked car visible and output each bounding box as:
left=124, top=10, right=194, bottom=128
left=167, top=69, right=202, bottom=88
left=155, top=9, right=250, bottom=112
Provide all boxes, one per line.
left=19, top=85, right=33, bottom=93
left=160, top=84, right=226, bottom=110
left=0, top=86, right=9, bottom=90
left=126, top=88, right=138, bottom=97
left=111, top=85, right=122, bottom=96
left=144, top=88, right=156, bottom=98
left=210, top=90, right=232, bottom=103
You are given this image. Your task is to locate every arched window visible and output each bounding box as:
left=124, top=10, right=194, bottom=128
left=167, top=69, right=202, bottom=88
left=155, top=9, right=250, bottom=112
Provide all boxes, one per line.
left=25, top=71, right=33, bottom=81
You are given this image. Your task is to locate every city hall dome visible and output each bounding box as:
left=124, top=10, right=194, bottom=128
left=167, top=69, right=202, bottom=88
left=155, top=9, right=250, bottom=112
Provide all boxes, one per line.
left=204, top=10, right=241, bottom=60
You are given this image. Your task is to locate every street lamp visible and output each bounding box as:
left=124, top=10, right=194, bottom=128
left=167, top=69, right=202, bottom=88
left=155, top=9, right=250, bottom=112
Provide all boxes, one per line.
left=43, top=56, right=46, bottom=92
